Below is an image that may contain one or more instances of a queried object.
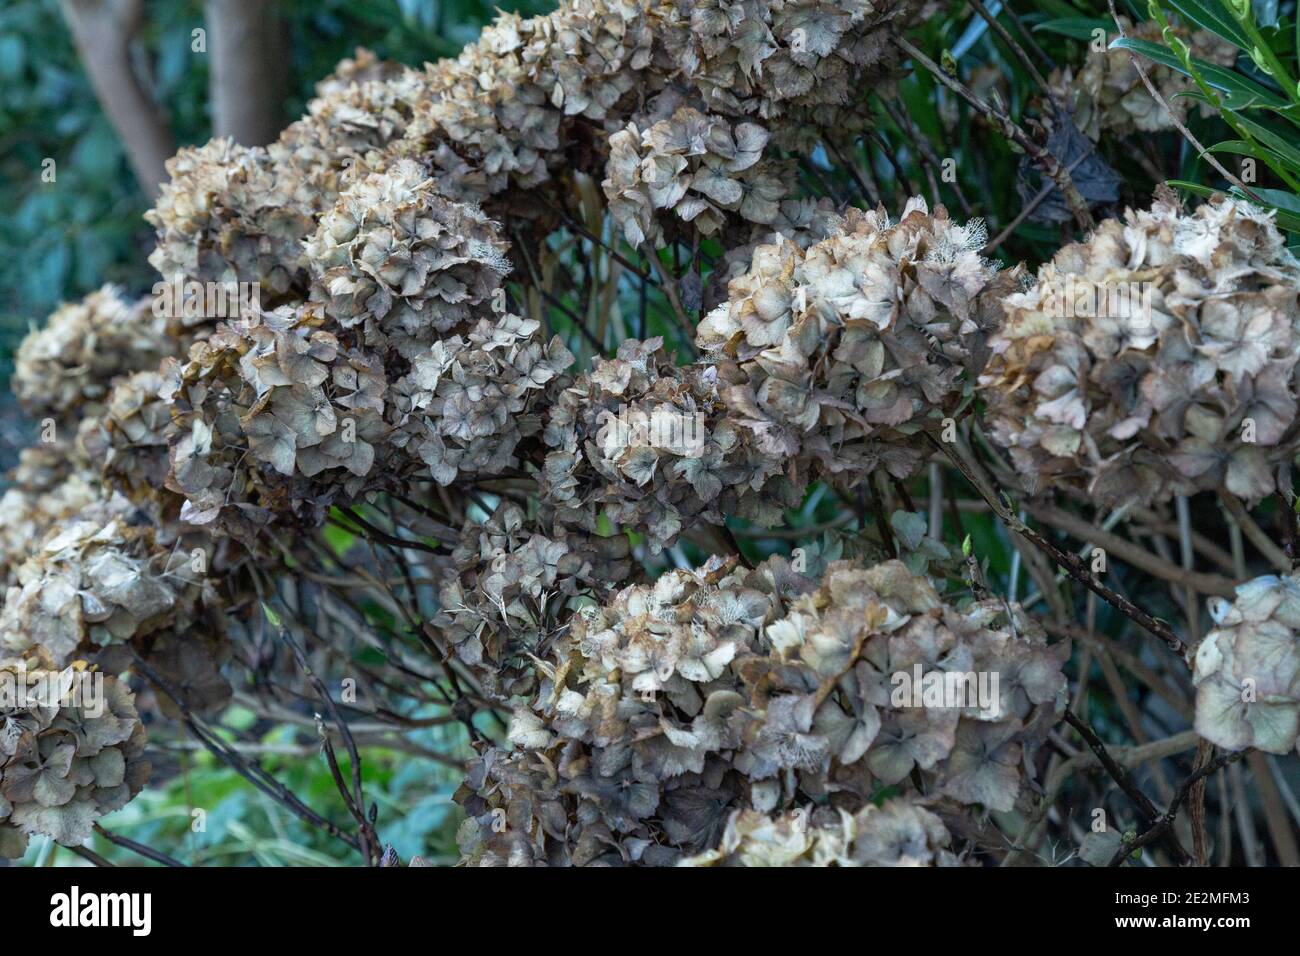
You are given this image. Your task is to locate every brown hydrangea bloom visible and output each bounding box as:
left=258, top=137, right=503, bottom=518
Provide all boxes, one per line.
left=540, top=337, right=800, bottom=553
left=390, top=0, right=920, bottom=222
left=1193, top=574, right=1300, bottom=756
left=0, top=443, right=98, bottom=586
left=1050, top=18, right=1237, bottom=141
left=653, top=0, right=921, bottom=137
left=980, top=193, right=1300, bottom=506
left=147, top=139, right=316, bottom=304
left=158, top=301, right=369, bottom=530
left=455, top=555, right=1066, bottom=865
left=454, top=554, right=804, bottom=866
left=0, top=502, right=217, bottom=668
left=748, top=559, right=1067, bottom=811
left=697, top=198, right=1014, bottom=486
left=604, top=105, right=791, bottom=247
left=148, top=58, right=422, bottom=309
left=304, top=159, right=513, bottom=354
left=433, top=502, right=633, bottom=700
left=13, top=287, right=166, bottom=426
left=77, top=370, right=175, bottom=499
left=0, top=649, right=150, bottom=855
left=269, top=49, right=424, bottom=210
left=159, top=230, right=571, bottom=534
left=679, top=797, right=966, bottom=866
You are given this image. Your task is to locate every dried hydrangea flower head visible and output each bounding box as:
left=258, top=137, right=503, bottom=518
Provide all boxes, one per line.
left=653, top=0, right=922, bottom=137
left=0, top=500, right=217, bottom=667
left=304, top=159, right=514, bottom=355
left=1193, top=574, right=1300, bottom=756
left=697, top=198, right=1013, bottom=486
left=433, top=502, right=633, bottom=700
left=270, top=49, right=425, bottom=209
left=159, top=301, right=374, bottom=531
left=604, top=105, right=791, bottom=248
left=0, top=443, right=98, bottom=586
left=390, top=0, right=919, bottom=223
left=980, top=192, right=1300, bottom=506
left=0, top=649, right=150, bottom=856
left=148, top=55, right=423, bottom=311
left=160, top=219, right=570, bottom=535
left=77, top=370, right=175, bottom=499
left=541, top=337, right=799, bottom=553
left=1050, top=18, right=1237, bottom=141
left=737, top=559, right=1068, bottom=815
left=455, top=553, right=805, bottom=866
left=147, top=139, right=316, bottom=305
left=13, top=287, right=165, bottom=426
left=679, top=797, right=965, bottom=866
left=455, top=554, right=1066, bottom=865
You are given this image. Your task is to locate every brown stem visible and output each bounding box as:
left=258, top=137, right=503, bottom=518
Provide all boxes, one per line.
left=931, top=432, right=1188, bottom=661
left=894, top=36, right=1095, bottom=231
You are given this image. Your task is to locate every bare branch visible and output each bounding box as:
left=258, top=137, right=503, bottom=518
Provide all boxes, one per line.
left=58, top=0, right=174, bottom=199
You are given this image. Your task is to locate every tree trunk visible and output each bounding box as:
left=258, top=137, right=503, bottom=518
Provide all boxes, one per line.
left=58, top=0, right=175, bottom=201
left=205, top=0, right=286, bottom=147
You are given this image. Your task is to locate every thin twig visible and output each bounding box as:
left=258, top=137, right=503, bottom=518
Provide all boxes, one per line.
left=1062, top=710, right=1190, bottom=865
left=1106, top=747, right=1250, bottom=867
left=1105, top=1, right=1262, bottom=203
left=968, top=0, right=1052, bottom=96
left=93, top=824, right=187, bottom=868
left=1220, top=491, right=1290, bottom=572
left=931, top=432, right=1188, bottom=660
left=894, top=36, right=1095, bottom=230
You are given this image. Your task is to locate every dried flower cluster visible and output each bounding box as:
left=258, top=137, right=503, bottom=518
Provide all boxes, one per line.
left=454, top=554, right=1066, bottom=865
left=147, top=139, right=316, bottom=305
left=0, top=650, right=150, bottom=857
left=697, top=198, right=1014, bottom=486
left=679, top=797, right=966, bottom=866
left=1051, top=18, right=1237, bottom=141
left=0, top=443, right=98, bottom=585
left=78, top=370, right=175, bottom=499
left=147, top=53, right=425, bottom=305
left=0, top=504, right=217, bottom=670
left=395, top=0, right=922, bottom=221
left=12, top=287, right=165, bottom=426
left=541, top=337, right=800, bottom=552
left=434, top=502, right=634, bottom=699
left=1194, top=574, right=1300, bottom=756
left=604, top=105, right=791, bottom=247
left=152, top=159, right=575, bottom=535
left=980, top=192, right=1300, bottom=506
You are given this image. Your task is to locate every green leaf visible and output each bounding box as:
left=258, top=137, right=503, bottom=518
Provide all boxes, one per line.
left=1163, top=0, right=1253, bottom=50
left=1205, top=138, right=1300, bottom=178
left=1234, top=112, right=1300, bottom=169
left=261, top=602, right=283, bottom=628
left=322, top=522, right=356, bottom=558
left=1110, top=36, right=1287, bottom=109
left=1249, top=184, right=1300, bottom=219
left=1033, top=17, right=1113, bottom=40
